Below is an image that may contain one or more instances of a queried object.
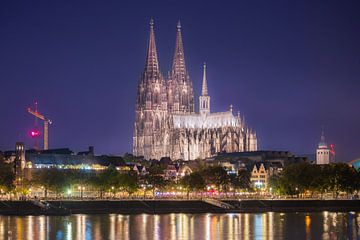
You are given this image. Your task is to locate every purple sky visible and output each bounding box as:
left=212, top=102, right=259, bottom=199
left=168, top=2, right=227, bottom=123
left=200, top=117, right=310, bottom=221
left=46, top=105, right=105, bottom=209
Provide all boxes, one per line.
left=0, top=0, right=359, bottom=161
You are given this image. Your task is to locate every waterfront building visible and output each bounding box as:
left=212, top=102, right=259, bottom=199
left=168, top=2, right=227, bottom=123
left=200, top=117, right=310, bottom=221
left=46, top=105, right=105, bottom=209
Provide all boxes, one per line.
left=14, top=142, right=26, bottom=187
left=4, top=145, right=125, bottom=172
left=250, top=162, right=269, bottom=190
left=214, top=150, right=309, bottom=167
left=316, top=130, right=330, bottom=165
left=164, top=164, right=179, bottom=180
left=133, top=165, right=147, bottom=175
left=249, top=162, right=283, bottom=189
left=133, top=20, right=257, bottom=160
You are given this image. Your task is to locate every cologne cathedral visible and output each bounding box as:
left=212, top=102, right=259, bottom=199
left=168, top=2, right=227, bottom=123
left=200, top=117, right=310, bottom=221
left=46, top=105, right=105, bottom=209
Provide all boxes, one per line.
left=133, top=20, right=257, bottom=160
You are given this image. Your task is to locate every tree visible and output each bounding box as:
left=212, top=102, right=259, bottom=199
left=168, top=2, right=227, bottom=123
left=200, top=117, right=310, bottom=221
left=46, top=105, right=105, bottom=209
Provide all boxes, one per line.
left=142, top=174, right=166, bottom=198
left=118, top=171, right=139, bottom=196
left=268, top=175, right=281, bottom=195
left=322, top=163, right=359, bottom=198
left=268, top=162, right=360, bottom=199
left=180, top=172, right=206, bottom=198
left=277, top=162, right=322, bottom=197
left=32, top=168, right=71, bottom=198
left=203, top=166, right=230, bottom=192
left=63, top=170, right=90, bottom=188
left=89, top=167, right=120, bottom=198
left=237, top=169, right=251, bottom=190
left=0, top=161, right=15, bottom=193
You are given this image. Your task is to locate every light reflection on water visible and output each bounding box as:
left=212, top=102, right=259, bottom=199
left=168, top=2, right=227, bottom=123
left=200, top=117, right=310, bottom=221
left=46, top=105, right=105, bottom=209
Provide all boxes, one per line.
left=0, top=212, right=359, bottom=240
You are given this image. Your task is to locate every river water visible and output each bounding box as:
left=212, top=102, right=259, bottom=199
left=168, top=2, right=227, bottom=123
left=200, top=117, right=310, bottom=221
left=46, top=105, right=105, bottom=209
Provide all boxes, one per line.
left=0, top=212, right=359, bottom=240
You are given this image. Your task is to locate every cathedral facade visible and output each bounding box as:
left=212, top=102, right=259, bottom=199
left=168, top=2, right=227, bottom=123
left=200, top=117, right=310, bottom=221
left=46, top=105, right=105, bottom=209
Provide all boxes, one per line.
left=133, top=20, right=257, bottom=160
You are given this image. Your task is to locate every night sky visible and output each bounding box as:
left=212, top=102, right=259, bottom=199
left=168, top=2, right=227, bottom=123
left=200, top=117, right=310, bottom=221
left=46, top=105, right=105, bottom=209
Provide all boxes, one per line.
left=1, top=0, right=359, bottom=161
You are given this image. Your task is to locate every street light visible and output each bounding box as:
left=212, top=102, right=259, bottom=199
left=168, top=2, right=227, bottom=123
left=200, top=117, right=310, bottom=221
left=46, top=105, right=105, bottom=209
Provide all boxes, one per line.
left=78, top=186, right=84, bottom=198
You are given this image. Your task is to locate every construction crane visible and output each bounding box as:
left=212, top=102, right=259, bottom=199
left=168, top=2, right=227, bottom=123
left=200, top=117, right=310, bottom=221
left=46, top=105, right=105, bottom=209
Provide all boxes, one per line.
left=27, top=103, right=52, bottom=150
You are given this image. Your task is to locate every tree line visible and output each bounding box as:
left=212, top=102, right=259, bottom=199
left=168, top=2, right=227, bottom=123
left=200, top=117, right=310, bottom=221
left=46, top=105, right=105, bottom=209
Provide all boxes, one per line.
left=0, top=162, right=252, bottom=198
left=1, top=156, right=359, bottom=199
left=269, top=162, right=360, bottom=198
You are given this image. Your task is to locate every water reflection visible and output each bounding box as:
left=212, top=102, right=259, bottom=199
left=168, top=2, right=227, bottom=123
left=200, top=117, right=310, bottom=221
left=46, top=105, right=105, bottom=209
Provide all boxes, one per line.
left=0, top=212, right=359, bottom=240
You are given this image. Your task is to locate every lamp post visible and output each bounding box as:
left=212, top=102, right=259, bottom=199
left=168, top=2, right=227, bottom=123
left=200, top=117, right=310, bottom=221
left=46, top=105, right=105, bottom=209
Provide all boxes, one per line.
left=78, top=186, right=84, bottom=198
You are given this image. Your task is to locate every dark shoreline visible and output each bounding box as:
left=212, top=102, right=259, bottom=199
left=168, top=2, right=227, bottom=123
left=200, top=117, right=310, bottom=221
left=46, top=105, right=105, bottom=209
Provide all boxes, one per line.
left=0, top=200, right=359, bottom=216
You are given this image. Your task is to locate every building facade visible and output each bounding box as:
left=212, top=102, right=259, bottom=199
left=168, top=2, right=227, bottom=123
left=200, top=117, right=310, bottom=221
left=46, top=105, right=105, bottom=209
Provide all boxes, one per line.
left=133, top=20, right=257, bottom=160
left=316, top=130, right=330, bottom=165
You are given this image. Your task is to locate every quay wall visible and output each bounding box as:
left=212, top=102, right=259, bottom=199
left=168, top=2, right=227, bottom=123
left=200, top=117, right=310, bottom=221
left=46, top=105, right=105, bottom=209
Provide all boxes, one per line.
left=0, top=200, right=359, bottom=215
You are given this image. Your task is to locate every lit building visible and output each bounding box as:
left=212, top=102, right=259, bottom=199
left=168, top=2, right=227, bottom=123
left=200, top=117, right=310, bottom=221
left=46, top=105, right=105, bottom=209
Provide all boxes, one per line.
left=249, top=162, right=283, bottom=189
left=316, top=130, right=330, bottom=165
left=4, top=145, right=126, bottom=172
left=14, top=142, right=26, bottom=186
left=133, top=20, right=257, bottom=161
left=250, top=163, right=268, bottom=190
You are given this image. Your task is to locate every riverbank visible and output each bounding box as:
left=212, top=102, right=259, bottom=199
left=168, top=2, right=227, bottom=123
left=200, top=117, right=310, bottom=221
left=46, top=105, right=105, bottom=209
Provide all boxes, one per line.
left=0, top=200, right=359, bottom=215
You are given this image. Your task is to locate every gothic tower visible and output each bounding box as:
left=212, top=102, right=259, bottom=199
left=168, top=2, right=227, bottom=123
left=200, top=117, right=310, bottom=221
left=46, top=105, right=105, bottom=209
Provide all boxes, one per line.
left=199, top=63, right=210, bottom=115
left=133, top=19, right=169, bottom=159
left=134, top=21, right=258, bottom=160
left=167, top=21, right=195, bottom=114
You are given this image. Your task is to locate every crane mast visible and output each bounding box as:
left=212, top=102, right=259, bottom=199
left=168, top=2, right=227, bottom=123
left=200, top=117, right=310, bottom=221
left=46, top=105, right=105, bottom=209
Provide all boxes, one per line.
left=27, top=104, right=52, bottom=150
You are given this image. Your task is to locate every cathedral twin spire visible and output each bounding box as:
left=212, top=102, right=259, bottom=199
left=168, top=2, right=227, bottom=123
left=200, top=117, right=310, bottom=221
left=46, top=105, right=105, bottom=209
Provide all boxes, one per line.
left=144, top=19, right=160, bottom=78
left=144, top=19, right=187, bottom=79
left=172, top=21, right=187, bottom=79
left=142, top=19, right=194, bottom=113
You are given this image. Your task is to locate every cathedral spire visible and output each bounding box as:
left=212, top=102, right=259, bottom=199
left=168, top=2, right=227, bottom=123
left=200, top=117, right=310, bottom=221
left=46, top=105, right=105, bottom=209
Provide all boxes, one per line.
left=318, top=127, right=327, bottom=148
left=144, top=18, right=160, bottom=77
left=199, top=63, right=210, bottom=115
left=201, top=63, right=208, bottom=95
left=172, top=20, right=186, bottom=77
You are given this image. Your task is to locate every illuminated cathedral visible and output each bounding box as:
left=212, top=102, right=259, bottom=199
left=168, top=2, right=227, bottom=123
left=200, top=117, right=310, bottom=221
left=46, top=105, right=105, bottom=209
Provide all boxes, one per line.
left=133, top=20, right=257, bottom=160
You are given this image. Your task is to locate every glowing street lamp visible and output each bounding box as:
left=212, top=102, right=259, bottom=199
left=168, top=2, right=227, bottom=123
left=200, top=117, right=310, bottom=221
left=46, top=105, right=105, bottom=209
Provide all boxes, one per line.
left=78, top=186, right=84, bottom=198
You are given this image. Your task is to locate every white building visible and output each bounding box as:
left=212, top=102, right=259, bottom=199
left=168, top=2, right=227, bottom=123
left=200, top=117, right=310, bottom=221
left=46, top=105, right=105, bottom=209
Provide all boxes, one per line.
left=316, top=131, right=330, bottom=165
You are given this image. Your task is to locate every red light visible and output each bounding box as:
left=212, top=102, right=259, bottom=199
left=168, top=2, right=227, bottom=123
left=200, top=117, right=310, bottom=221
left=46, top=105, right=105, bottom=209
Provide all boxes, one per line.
left=29, top=130, right=40, bottom=138
left=330, top=144, right=336, bottom=155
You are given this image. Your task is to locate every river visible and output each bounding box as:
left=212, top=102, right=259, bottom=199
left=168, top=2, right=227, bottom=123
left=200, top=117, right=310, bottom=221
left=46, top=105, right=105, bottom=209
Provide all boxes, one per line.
left=0, top=212, right=359, bottom=239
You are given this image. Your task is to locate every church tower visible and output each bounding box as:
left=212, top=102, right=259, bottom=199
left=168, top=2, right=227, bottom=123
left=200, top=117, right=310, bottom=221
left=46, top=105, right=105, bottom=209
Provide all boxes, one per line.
left=168, top=21, right=195, bottom=114
left=199, top=63, right=210, bottom=115
left=14, top=142, right=26, bottom=187
left=316, top=129, right=330, bottom=165
left=133, top=19, right=169, bottom=159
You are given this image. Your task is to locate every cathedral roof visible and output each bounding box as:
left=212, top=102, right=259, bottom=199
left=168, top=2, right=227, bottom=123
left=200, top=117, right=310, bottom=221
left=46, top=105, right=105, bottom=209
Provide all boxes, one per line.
left=172, top=111, right=239, bottom=129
